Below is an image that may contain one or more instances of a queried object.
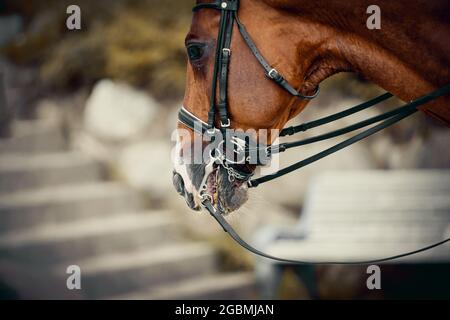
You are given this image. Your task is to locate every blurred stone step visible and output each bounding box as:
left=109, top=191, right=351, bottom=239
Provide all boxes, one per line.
left=0, top=152, right=103, bottom=194
left=266, top=239, right=450, bottom=263
left=0, top=182, right=144, bottom=232
left=54, top=243, right=217, bottom=299
left=0, top=211, right=180, bottom=264
left=257, top=170, right=450, bottom=269
left=112, top=272, right=257, bottom=300
left=0, top=120, right=66, bottom=154
left=307, top=170, right=450, bottom=191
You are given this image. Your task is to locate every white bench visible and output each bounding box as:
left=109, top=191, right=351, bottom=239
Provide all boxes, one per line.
left=254, top=170, right=450, bottom=298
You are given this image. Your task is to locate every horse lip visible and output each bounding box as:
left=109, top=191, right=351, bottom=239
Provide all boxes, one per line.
left=185, top=191, right=201, bottom=211
left=172, top=171, right=185, bottom=196
left=206, top=168, right=218, bottom=198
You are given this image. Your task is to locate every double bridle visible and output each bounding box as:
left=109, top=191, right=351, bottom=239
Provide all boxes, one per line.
left=178, top=0, right=450, bottom=264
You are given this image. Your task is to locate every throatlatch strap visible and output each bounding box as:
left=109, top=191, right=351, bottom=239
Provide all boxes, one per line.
left=235, top=16, right=318, bottom=99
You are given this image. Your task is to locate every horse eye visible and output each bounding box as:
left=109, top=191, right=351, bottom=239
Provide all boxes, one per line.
left=187, top=43, right=205, bottom=61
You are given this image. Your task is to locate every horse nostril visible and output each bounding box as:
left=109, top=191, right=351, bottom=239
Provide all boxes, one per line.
left=172, top=171, right=185, bottom=196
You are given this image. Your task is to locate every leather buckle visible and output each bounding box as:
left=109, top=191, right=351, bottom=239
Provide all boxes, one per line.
left=206, top=127, right=217, bottom=135
left=267, top=68, right=279, bottom=79
left=222, top=48, right=231, bottom=57
left=267, top=68, right=283, bottom=83
left=220, top=118, right=231, bottom=128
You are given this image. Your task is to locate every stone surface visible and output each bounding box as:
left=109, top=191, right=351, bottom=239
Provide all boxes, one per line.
left=262, top=170, right=450, bottom=262
left=0, top=182, right=144, bottom=231
left=113, top=272, right=256, bottom=300
left=0, top=212, right=179, bottom=265
left=0, top=152, right=102, bottom=194
left=416, top=129, right=450, bottom=169
left=0, top=117, right=255, bottom=300
left=116, top=141, right=173, bottom=199
left=84, top=79, right=159, bottom=142
left=0, top=120, right=66, bottom=153
left=60, top=243, right=217, bottom=299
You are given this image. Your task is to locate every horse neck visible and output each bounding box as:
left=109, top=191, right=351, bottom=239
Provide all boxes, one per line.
left=261, top=0, right=450, bottom=124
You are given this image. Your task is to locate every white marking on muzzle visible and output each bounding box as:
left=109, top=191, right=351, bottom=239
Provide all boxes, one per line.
left=172, top=135, right=195, bottom=194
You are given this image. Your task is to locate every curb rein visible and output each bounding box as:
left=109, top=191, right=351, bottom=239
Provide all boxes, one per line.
left=178, top=0, right=450, bottom=264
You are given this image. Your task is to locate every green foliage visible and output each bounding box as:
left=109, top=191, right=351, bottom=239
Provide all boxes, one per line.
left=4, top=0, right=193, bottom=100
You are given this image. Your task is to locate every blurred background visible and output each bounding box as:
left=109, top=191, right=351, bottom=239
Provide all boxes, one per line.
left=0, top=0, right=449, bottom=299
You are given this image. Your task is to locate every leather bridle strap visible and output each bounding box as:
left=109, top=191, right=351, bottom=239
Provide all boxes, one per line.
left=206, top=3, right=232, bottom=129
left=194, top=0, right=319, bottom=131
left=249, top=106, right=417, bottom=187
left=202, top=83, right=450, bottom=264
left=202, top=199, right=450, bottom=265
left=244, top=93, right=406, bottom=156
left=248, top=83, right=450, bottom=187
left=234, top=15, right=319, bottom=99
left=178, top=106, right=214, bottom=135
left=193, top=1, right=239, bottom=130
left=217, top=8, right=235, bottom=127
left=193, top=1, right=239, bottom=12
left=280, top=92, right=394, bottom=136
left=266, top=96, right=419, bottom=154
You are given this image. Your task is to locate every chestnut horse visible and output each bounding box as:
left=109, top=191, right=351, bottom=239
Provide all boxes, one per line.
left=173, top=0, right=450, bottom=214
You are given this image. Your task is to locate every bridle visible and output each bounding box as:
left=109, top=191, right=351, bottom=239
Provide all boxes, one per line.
left=178, top=0, right=450, bottom=264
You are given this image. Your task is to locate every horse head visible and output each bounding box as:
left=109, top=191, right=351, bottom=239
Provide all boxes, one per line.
left=172, top=0, right=450, bottom=215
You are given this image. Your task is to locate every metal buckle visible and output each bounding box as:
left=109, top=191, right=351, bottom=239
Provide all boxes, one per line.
left=265, top=146, right=272, bottom=158
left=221, top=118, right=231, bottom=128
left=268, top=68, right=279, bottom=79
left=222, top=48, right=231, bottom=56
left=199, top=192, right=213, bottom=204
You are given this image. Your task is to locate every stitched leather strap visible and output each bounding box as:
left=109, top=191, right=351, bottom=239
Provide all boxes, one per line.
left=178, top=106, right=211, bottom=134
left=248, top=83, right=450, bottom=187
left=217, top=10, right=235, bottom=127
left=280, top=92, right=394, bottom=136
left=235, top=15, right=319, bottom=99
left=193, top=0, right=239, bottom=12
left=196, top=0, right=239, bottom=130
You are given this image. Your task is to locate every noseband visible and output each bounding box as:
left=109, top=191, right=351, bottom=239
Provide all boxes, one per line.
left=178, top=0, right=450, bottom=264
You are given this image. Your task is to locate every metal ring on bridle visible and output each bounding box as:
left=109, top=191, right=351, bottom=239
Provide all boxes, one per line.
left=217, top=140, right=246, bottom=165
left=222, top=48, right=231, bottom=56
left=208, top=146, right=224, bottom=166
left=199, top=192, right=213, bottom=204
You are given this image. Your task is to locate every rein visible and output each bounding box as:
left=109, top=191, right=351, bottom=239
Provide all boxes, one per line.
left=179, top=0, right=450, bottom=264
